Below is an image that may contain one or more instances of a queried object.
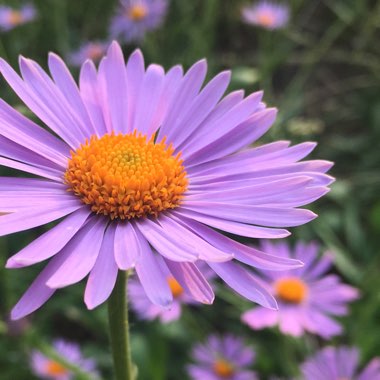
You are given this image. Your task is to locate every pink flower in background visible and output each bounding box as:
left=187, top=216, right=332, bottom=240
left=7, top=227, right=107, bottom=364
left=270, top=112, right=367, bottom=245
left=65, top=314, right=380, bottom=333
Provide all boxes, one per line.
left=110, top=0, right=168, bottom=42
left=187, top=334, right=257, bottom=380
left=242, top=1, right=289, bottom=30
left=129, top=262, right=215, bottom=323
left=31, top=339, right=98, bottom=380
left=0, top=4, right=36, bottom=31
left=242, top=241, right=359, bottom=338
left=0, top=41, right=332, bottom=320
left=302, top=346, right=380, bottom=380
left=68, top=41, right=108, bottom=66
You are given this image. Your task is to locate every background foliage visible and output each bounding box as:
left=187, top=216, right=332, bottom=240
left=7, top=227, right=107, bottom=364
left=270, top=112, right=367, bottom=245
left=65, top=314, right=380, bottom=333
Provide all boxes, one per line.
left=0, top=0, right=380, bottom=379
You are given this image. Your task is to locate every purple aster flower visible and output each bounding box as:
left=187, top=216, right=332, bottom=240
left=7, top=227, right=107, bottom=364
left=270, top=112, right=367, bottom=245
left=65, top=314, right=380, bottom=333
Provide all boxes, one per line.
left=242, top=241, right=359, bottom=338
left=129, top=261, right=214, bottom=323
left=0, top=41, right=333, bottom=320
left=302, top=346, right=380, bottom=380
left=68, top=41, right=108, bottom=67
left=110, top=0, right=168, bottom=42
left=242, top=1, right=289, bottom=30
left=31, top=339, right=98, bottom=380
left=0, top=4, right=36, bottom=32
left=187, top=334, right=257, bottom=380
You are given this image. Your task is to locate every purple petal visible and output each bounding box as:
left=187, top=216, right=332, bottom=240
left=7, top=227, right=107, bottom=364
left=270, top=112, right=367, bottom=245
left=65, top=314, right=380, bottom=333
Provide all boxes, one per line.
left=165, top=260, right=214, bottom=304
left=48, top=52, right=97, bottom=137
left=0, top=202, right=83, bottom=237
left=187, top=176, right=313, bottom=203
left=85, top=224, right=119, bottom=309
left=17, top=57, right=87, bottom=147
left=182, top=202, right=317, bottom=227
left=0, top=135, right=63, bottom=172
left=125, top=49, right=145, bottom=133
left=302, top=309, right=342, bottom=338
left=102, top=42, right=128, bottom=134
left=132, top=64, right=165, bottom=137
left=114, top=222, right=141, bottom=270
left=0, top=153, right=63, bottom=183
left=94, top=58, right=113, bottom=133
left=174, top=208, right=290, bottom=239
left=209, top=261, right=278, bottom=309
left=0, top=177, right=64, bottom=192
left=46, top=217, right=107, bottom=288
left=169, top=70, right=231, bottom=149
left=278, top=307, right=304, bottom=336
left=241, top=307, right=279, bottom=329
left=0, top=98, right=69, bottom=166
left=182, top=91, right=263, bottom=159
left=10, top=252, right=74, bottom=320
left=158, top=59, right=207, bottom=142
left=173, top=215, right=302, bottom=270
left=158, top=214, right=233, bottom=262
left=358, top=359, right=380, bottom=380
left=155, top=65, right=183, bottom=123
left=79, top=60, right=108, bottom=136
left=6, top=208, right=91, bottom=268
left=133, top=226, right=173, bottom=307
left=185, top=108, right=276, bottom=166
left=136, top=218, right=199, bottom=261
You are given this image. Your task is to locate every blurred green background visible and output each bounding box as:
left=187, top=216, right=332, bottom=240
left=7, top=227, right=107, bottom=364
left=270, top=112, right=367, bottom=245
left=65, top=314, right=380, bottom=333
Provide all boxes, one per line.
left=1, top=0, right=380, bottom=379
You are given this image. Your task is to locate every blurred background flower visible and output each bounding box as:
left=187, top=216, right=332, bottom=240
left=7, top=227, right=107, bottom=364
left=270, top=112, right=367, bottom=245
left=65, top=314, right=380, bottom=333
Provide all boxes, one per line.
left=301, top=346, right=380, bottom=380
left=109, top=0, right=168, bottom=42
left=0, top=4, right=36, bottom=32
left=129, top=262, right=215, bottom=323
left=187, top=334, right=257, bottom=380
left=242, top=1, right=289, bottom=30
left=30, top=339, right=98, bottom=380
left=68, top=41, right=108, bottom=66
left=242, top=241, right=359, bottom=338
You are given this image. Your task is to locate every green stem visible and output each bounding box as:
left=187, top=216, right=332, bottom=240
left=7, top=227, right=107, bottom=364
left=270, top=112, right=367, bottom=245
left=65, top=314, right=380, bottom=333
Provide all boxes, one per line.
left=108, top=271, right=136, bottom=380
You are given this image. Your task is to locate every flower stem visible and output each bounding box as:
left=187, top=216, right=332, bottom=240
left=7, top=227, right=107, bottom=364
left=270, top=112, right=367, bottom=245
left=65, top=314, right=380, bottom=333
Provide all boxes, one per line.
left=108, top=270, right=136, bottom=380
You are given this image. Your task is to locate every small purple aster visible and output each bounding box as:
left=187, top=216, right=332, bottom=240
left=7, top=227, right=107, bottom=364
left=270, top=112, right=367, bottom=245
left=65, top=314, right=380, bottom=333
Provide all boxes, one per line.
left=0, top=41, right=333, bottom=320
left=68, top=41, right=108, bottom=67
left=30, top=339, right=98, bottom=380
left=302, top=346, right=380, bottom=380
left=242, top=241, right=359, bottom=338
left=129, top=261, right=214, bottom=323
left=187, top=335, right=257, bottom=380
left=0, top=4, right=36, bottom=32
left=110, top=0, right=168, bottom=42
left=242, top=1, right=289, bottom=30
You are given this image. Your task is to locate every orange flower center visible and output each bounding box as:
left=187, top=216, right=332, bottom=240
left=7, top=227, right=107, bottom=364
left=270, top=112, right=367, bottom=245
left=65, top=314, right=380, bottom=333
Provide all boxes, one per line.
left=128, top=5, right=148, bottom=21
left=8, top=10, right=23, bottom=26
left=257, top=12, right=275, bottom=27
left=275, top=277, right=308, bottom=304
left=213, top=359, right=235, bottom=378
left=45, top=361, right=68, bottom=376
left=167, top=276, right=184, bottom=298
left=65, top=132, right=188, bottom=220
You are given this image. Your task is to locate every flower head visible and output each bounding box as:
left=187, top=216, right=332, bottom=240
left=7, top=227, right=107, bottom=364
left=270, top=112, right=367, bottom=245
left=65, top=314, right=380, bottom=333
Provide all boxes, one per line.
left=187, top=335, right=257, bottom=380
left=0, top=42, right=333, bottom=320
left=0, top=4, right=36, bottom=32
left=129, top=262, right=214, bottom=323
left=30, top=340, right=98, bottom=380
left=68, top=41, right=108, bottom=67
left=242, top=241, right=359, bottom=338
left=302, top=346, right=380, bottom=380
left=110, top=0, right=168, bottom=42
left=242, top=1, right=289, bottom=30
